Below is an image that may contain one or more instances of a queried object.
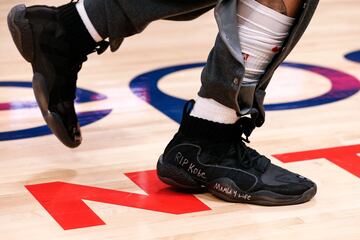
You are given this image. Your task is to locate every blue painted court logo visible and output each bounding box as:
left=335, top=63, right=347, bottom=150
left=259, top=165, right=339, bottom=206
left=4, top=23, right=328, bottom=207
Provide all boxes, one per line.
left=2, top=50, right=360, bottom=141
left=129, top=61, right=360, bottom=123
left=0, top=81, right=111, bottom=141
left=345, top=50, right=360, bottom=63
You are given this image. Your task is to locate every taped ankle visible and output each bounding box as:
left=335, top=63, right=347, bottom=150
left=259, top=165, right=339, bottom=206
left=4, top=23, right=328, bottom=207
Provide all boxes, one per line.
left=237, top=0, right=294, bottom=84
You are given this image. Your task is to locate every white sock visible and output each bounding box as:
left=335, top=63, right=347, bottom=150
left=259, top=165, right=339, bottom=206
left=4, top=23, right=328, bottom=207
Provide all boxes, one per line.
left=190, top=1, right=295, bottom=124
left=237, top=0, right=295, bottom=84
left=190, top=97, right=239, bottom=124
left=75, top=0, right=103, bottom=42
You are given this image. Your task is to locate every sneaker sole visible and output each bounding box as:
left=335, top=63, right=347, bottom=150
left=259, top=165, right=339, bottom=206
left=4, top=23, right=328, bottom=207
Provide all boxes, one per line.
left=7, top=4, right=81, bottom=148
left=157, top=156, right=205, bottom=191
left=157, top=155, right=317, bottom=206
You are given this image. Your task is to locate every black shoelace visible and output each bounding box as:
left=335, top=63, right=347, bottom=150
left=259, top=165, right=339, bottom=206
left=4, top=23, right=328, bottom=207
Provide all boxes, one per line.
left=233, top=120, right=269, bottom=170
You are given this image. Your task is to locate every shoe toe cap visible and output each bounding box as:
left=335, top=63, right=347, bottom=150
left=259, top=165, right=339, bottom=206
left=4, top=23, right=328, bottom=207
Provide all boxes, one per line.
left=261, top=164, right=316, bottom=195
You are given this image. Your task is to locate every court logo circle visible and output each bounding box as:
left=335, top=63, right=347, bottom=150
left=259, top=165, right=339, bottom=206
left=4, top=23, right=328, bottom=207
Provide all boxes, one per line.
left=130, top=62, right=360, bottom=123
left=0, top=81, right=112, bottom=141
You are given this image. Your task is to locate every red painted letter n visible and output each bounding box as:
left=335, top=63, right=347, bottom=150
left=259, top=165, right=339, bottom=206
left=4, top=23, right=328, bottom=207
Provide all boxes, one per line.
left=25, top=170, right=210, bottom=230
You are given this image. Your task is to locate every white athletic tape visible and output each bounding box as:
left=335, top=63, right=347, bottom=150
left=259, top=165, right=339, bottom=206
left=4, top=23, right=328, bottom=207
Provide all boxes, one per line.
left=237, top=0, right=294, bottom=84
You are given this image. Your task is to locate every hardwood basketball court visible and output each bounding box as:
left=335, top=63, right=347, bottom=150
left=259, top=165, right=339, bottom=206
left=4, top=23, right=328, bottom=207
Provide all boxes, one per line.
left=1, top=0, right=360, bottom=239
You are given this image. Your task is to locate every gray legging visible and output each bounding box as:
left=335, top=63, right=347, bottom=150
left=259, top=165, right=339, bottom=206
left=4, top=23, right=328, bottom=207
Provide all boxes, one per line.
left=83, top=0, right=319, bottom=133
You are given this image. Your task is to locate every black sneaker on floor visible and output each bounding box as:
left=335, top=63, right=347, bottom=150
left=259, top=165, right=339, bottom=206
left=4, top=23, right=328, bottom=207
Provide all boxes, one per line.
left=157, top=100, right=317, bottom=206
left=7, top=2, right=109, bottom=148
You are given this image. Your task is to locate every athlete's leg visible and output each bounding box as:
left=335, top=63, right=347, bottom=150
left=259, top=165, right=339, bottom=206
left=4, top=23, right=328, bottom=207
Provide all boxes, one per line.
left=257, top=0, right=303, bottom=17
left=83, top=0, right=217, bottom=50
left=196, top=0, right=317, bottom=122
left=7, top=0, right=216, bottom=147
left=158, top=0, right=320, bottom=205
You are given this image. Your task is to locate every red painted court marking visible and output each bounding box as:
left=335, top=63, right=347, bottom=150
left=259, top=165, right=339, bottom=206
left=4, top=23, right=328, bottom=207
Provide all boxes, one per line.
left=25, top=144, right=360, bottom=230
left=25, top=170, right=210, bottom=230
left=273, top=144, right=360, bottom=178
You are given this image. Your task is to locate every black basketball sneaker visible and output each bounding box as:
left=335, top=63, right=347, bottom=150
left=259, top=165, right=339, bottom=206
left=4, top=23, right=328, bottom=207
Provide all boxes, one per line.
left=157, top=100, right=317, bottom=206
left=7, top=2, right=109, bottom=148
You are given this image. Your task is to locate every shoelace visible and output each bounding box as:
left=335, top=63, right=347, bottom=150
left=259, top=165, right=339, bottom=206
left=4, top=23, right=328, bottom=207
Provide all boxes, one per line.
left=71, top=40, right=109, bottom=78
left=234, top=118, right=269, bottom=170
left=234, top=139, right=266, bottom=169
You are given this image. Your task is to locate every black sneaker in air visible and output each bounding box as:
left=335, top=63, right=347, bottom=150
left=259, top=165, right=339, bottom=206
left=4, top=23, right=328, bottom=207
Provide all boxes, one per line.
left=7, top=2, right=109, bottom=148
left=157, top=100, right=317, bottom=206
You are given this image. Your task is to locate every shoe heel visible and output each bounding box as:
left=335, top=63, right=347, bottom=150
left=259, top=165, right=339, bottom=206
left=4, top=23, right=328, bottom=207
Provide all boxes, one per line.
left=7, top=4, right=34, bottom=62
left=157, top=155, right=204, bottom=190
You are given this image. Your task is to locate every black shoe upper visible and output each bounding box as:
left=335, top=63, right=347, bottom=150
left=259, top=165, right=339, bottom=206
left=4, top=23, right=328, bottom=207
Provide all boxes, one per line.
left=24, top=2, right=109, bottom=143
left=163, top=100, right=315, bottom=196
